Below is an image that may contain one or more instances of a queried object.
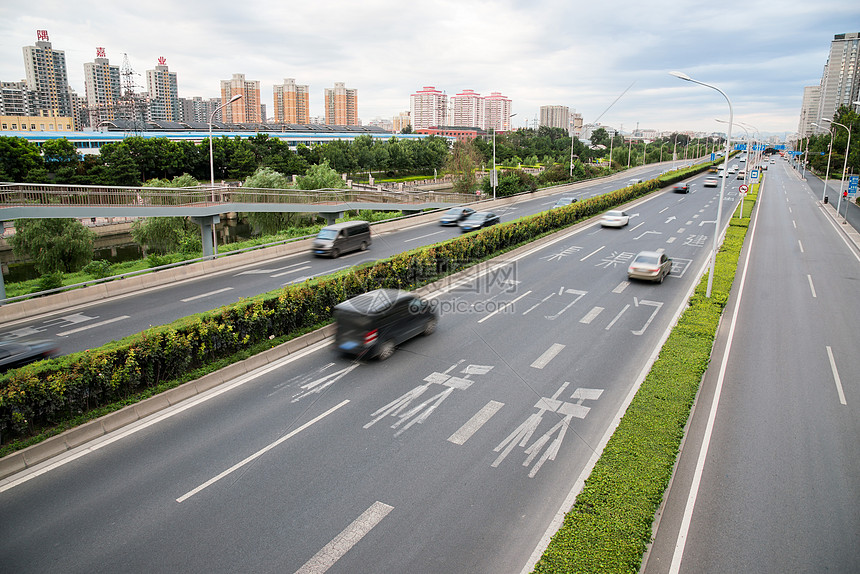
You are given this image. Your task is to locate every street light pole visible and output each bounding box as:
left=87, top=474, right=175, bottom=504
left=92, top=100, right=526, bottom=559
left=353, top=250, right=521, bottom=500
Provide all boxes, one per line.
left=208, top=93, right=243, bottom=257
left=812, top=122, right=834, bottom=203
left=823, top=119, right=852, bottom=218
left=671, top=71, right=732, bottom=298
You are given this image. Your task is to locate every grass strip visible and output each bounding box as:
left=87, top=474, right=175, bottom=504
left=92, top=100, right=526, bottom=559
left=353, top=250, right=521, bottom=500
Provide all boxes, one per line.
left=532, top=185, right=758, bottom=573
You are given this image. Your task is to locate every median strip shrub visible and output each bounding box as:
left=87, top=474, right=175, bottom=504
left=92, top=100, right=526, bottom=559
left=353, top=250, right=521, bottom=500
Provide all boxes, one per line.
left=532, top=185, right=758, bottom=573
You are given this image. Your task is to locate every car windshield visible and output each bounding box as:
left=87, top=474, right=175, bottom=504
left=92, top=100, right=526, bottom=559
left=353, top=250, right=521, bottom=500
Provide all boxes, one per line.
left=465, top=213, right=485, bottom=221
left=444, top=208, right=463, bottom=216
left=316, top=229, right=337, bottom=240
left=605, top=211, right=623, bottom=217
left=634, top=255, right=659, bottom=265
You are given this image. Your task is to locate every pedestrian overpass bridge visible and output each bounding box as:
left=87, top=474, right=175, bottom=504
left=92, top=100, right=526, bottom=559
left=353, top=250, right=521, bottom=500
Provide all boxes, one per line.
left=0, top=182, right=473, bottom=257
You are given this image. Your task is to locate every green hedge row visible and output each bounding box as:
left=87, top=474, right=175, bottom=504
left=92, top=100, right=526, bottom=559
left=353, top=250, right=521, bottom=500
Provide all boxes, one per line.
left=0, top=162, right=714, bottom=444
left=532, top=184, right=758, bottom=573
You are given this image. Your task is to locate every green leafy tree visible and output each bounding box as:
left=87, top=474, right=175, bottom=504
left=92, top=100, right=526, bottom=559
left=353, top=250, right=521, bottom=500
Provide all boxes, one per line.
left=297, top=160, right=347, bottom=190
left=132, top=175, right=204, bottom=253
left=10, top=218, right=95, bottom=274
left=0, top=136, right=43, bottom=182
left=445, top=140, right=481, bottom=193
left=243, top=167, right=296, bottom=235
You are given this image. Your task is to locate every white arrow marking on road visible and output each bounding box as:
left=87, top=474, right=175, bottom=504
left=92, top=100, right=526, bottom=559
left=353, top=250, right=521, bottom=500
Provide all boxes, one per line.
left=634, top=230, right=662, bottom=240
left=56, top=315, right=130, bottom=337
left=631, top=298, right=663, bottom=336
left=665, top=216, right=677, bottom=223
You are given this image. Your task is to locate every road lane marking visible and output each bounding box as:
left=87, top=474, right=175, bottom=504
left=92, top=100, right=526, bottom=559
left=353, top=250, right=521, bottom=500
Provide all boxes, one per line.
left=181, top=287, right=233, bottom=302
left=295, top=501, right=394, bottom=574
left=612, top=281, right=629, bottom=294
left=478, top=290, right=532, bottom=323
left=659, top=207, right=669, bottom=213
left=792, top=219, right=797, bottom=229
left=605, top=304, right=630, bottom=330
left=530, top=343, right=566, bottom=369
left=826, top=346, right=847, bottom=405
left=404, top=230, right=445, bottom=242
left=807, top=274, right=817, bottom=298
left=56, top=315, right=130, bottom=337
left=579, top=307, right=604, bottom=324
left=579, top=245, right=604, bottom=261
left=176, top=400, right=349, bottom=503
left=448, top=400, right=505, bottom=445
left=667, top=237, right=676, bottom=243
left=798, top=240, right=804, bottom=253
left=272, top=265, right=312, bottom=278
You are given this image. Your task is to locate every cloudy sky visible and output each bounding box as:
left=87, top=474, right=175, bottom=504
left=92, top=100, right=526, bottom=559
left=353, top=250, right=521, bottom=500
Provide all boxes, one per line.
left=1, top=0, right=858, bottom=137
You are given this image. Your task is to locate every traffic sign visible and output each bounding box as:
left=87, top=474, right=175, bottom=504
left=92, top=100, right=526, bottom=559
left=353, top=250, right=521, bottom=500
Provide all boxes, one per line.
left=750, top=169, right=759, bottom=182
left=739, top=184, right=748, bottom=194
left=849, top=175, right=858, bottom=198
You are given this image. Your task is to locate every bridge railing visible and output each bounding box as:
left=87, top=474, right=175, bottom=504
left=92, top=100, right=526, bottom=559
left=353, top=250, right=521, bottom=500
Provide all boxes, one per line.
left=0, top=182, right=473, bottom=208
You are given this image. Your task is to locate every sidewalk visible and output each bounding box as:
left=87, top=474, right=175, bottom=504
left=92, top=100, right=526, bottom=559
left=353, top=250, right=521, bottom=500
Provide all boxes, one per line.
left=819, top=196, right=860, bottom=250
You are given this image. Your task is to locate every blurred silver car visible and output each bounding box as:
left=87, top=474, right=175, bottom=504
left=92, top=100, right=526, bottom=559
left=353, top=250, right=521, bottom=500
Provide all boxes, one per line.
left=0, top=338, right=58, bottom=372
left=627, top=251, right=672, bottom=283
left=600, top=210, right=629, bottom=227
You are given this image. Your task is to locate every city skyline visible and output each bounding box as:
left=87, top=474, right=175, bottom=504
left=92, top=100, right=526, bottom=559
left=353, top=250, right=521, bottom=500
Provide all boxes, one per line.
left=1, top=0, right=859, bottom=136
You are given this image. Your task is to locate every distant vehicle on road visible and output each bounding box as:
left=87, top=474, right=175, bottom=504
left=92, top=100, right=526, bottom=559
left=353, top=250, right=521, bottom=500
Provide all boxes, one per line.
left=628, top=251, right=672, bottom=283
left=333, top=289, right=437, bottom=360
left=459, top=211, right=500, bottom=232
left=671, top=182, right=690, bottom=193
left=551, top=197, right=578, bottom=209
left=704, top=177, right=719, bottom=187
left=737, top=170, right=746, bottom=180
left=0, top=338, right=58, bottom=373
left=600, top=210, right=630, bottom=227
left=628, top=178, right=643, bottom=185
left=439, top=207, right=475, bottom=225
left=312, top=220, right=371, bottom=258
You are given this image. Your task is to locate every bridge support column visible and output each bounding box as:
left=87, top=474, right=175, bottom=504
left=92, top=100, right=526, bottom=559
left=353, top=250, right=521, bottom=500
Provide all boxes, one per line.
left=191, top=215, right=220, bottom=259
left=323, top=212, right=343, bottom=225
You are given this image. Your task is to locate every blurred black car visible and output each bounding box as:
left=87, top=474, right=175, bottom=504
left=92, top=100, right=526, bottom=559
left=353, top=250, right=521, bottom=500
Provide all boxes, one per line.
left=459, top=212, right=500, bottom=232
left=671, top=182, right=690, bottom=193
left=333, top=289, right=437, bottom=360
left=439, top=207, right=475, bottom=225
left=0, top=338, right=58, bottom=372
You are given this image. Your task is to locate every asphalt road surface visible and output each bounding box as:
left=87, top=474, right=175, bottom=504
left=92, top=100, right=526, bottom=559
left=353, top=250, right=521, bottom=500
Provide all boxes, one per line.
left=0, top=165, right=746, bottom=573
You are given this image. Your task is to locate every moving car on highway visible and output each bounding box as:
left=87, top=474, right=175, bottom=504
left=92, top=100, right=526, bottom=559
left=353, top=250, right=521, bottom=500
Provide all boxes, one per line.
left=459, top=211, right=500, bottom=232
left=439, top=207, right=475, bottom=225
left=333, top=289, right=437, bottom=360
left=703, top=177, right=719, bottom=188
left=600, top=210, right=630, bottom=227
left=552, top=197, right=578, bottom=209
left=628, top=251, right=673, bottom=283
left=0, top=338, right=58, bottom=373
left=671, top=182, right=690, bottom=193
left=312, top=220, right=371, bottom=258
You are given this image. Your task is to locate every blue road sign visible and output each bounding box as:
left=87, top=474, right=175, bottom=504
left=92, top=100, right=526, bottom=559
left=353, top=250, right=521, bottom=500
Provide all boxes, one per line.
left=750, top=169, right=760, bottom=182
left=849, top=175, right=858, bottom=197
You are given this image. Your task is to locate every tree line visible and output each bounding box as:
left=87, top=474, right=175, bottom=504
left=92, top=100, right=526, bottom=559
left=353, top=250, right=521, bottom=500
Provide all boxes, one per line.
left=799, top=106, right=859, bottom=177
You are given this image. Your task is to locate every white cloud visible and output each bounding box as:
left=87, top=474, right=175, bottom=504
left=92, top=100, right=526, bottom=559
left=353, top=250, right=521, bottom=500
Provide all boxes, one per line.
left=1, top=0, right=858, bottom=135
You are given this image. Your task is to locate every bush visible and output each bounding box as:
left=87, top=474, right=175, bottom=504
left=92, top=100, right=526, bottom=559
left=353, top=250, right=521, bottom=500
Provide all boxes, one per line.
left=36, top=272, right=63, bottom=292
left=83, top=260, right=113, bottom=279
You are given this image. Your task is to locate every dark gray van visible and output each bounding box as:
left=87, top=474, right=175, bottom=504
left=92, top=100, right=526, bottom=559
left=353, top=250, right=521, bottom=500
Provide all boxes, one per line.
left=312, top=220, right=371, bottom=258
left=333, top=289, right=438, bottom=360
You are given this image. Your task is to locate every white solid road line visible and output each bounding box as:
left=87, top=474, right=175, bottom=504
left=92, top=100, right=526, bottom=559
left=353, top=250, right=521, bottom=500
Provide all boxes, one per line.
left=448, top=400, right=505, bottom=445
left=826, top=346, right=848, bottom=405
left=530, top=343, right=566, bottom=369
left=667, top=165, right=764, bottom=574
left=177, top=399, right=349, bottom=503
left=477, top=290, right=532, bottom=324
left=180, top=287, right=234, bottom=303
left=295, top=501, right=394, bottom=574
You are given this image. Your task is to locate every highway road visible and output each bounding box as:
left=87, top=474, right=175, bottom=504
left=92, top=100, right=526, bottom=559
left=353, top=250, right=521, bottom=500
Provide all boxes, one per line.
left=2, top=163, right=686, bottom=356
left=643, top=158, right=860, bottom=573
left=0, top=164, right=745, bottom=572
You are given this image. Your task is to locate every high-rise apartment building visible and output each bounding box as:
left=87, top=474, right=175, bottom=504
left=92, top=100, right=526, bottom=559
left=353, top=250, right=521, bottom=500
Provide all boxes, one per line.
left=83, top=48, right=122, bottom=127
left=0, top=81, right=38, bottom=116
left=22, top=30, right=73, bottom=118
left=451, top=89, right=483, bottom=128
left=393, top=111, right=411, bottom=132
left=410, top=86, right=447, bottom=130
left=484, top=92, right=513, bottom=132
left=325, top=82, right=358, bottom=126
left=274, top=78, right=310, bottom=124
left=179, top=96, right=219, bottom=124
left=540, top=105, right=570, bottom=131
left=146, top=57, right=180, bottom=122
left=798, top=85, right=821, bottom=138
left=220, top=73, right=262, bottom=123
left=815, top=32, right=860, bottom=129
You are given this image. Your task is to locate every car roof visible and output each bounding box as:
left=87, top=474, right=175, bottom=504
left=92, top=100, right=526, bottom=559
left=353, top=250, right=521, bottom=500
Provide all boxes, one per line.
left=634, top=250, right=664, bottom=258
left=321, top=220, right=370, bottom=230
left=334, top=289, right=414, bottom=315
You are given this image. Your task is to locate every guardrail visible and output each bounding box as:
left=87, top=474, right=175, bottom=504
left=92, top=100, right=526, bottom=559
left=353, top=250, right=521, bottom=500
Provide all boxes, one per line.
left=0, top=182, right=474, bottom=209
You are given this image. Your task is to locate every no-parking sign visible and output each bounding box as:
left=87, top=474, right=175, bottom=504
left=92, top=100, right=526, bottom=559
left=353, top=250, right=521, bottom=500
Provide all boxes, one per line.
left=739, top=184, right=749, bottom=195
